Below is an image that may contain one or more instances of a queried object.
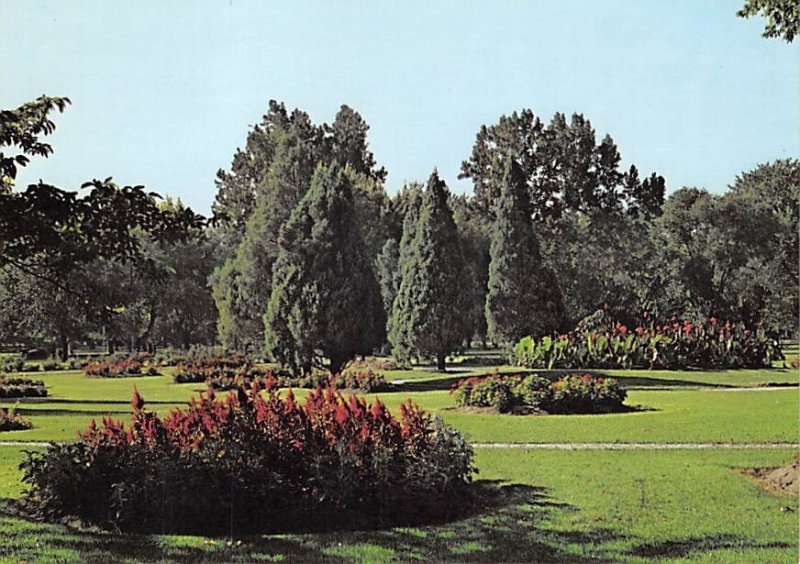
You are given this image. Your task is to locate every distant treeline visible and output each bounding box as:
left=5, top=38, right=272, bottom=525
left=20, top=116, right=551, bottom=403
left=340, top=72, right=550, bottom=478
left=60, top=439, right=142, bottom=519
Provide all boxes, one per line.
left=1, top=99, right=797, bottom=369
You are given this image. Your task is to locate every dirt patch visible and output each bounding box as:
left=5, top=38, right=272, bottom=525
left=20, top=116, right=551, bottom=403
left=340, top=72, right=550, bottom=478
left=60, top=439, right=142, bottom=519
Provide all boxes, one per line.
left=740, top=456, right=800, bottom=496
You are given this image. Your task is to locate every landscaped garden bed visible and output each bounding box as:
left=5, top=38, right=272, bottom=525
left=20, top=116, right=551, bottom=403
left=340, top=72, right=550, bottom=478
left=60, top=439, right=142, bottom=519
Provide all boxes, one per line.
left=83, top=358, right=160, bottom=378
left=0, top=407, right=32, bottom=431
left=0, top=377, right=48, bottom=398
left=172, top=356, right=394, bottom=392
left=17, top=384, right=474, bottom=534
left=514, top=316, right=783, bottom=370
left=452, top=372, right=627, bottom=414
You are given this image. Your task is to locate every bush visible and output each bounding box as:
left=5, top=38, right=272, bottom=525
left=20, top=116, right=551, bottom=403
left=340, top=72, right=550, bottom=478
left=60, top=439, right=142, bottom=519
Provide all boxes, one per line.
left=0, top=407, right=32, bottom=432
left=20, top=385, right=474, bottom=534
left=0, top=377, right=48, bottom=398
left=83, top=358, right=160, bottom=378
left=452, top=373, right=626, bottom=414
left=514, top=316, right=783, bottom=370
left=1, top=355, right=25, bottom=373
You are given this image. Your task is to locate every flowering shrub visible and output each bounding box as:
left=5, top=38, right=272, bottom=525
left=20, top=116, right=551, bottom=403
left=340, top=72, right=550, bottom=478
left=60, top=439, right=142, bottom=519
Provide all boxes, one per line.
left=20, top=385, right=474, bottom=534
left=0, top=377, right=47, bottom=398
left=452, top=373, right=627, bottom=414
left=83, top=358, right=160, bottom=378
left=514, top=317, right=782, bottom=370
left=0, top=407, right=32, bottom=431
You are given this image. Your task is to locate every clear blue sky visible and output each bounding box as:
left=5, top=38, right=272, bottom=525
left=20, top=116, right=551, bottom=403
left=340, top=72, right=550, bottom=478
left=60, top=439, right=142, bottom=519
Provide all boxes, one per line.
left=2, top=0, right=798, bottom=213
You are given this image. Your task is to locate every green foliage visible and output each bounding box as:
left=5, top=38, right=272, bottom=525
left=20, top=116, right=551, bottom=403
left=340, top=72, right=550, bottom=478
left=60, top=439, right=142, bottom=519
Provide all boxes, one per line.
left=514, top=317, right=783, bottom=370
left=19, top=386, right=474, bottom=534
left=0, top=407, right=31, bottom=431
left=388, top=172, right=469, bottom=370
left=452, top=373, right=627, bottom=414
left=485, top=159, right=565, bottom=343
left=265, top=163, right=384, bottom=374
left=0, top=377, right=47, bottom=398
left=737, top=0, right=798, bottom=41
left=460, top=110, right=665, bottom=221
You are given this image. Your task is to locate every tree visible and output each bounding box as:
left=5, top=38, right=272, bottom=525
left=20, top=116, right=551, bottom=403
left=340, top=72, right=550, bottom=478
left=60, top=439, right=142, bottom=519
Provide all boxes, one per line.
left=460, top=110, right=665, bottom=222
left=738, top=0, right=798, bottom=42
left=450, top=193, right=491, bottom=345
left=375, top=238, right=401, bottom=321
left=388, top=172, right=468, bottom=371
left=264, top=163, right=384, bottom=374
left=485, top=160, right=565, bottom=343
left=211, top=102, right=390, bottom=351
left=0, top=96, right=204, bottom=357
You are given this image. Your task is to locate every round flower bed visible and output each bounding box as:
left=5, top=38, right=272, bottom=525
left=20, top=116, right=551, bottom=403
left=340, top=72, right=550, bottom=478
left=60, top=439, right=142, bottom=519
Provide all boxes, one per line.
left=19, top=384, right=474, bottom=534
left=452, top=373, right=627, bottom=414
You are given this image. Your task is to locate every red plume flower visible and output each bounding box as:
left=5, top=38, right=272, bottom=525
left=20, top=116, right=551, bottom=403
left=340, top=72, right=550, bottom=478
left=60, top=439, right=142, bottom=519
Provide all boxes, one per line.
left=131, top=387, right=145, bottom=411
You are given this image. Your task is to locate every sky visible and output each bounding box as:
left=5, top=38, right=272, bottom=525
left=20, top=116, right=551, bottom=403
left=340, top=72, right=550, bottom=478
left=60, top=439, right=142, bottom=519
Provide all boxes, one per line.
left=1, top=0, right=798, bottom=214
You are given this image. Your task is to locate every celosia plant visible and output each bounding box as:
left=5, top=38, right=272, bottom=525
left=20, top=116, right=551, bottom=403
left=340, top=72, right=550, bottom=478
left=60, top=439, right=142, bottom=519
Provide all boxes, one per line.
left=20, top=383, right=474, bottom=534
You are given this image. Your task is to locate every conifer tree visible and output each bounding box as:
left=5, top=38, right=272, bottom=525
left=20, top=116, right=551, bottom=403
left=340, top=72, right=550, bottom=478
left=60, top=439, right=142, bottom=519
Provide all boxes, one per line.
left=264, top=162, right=384, bottom=374
left=485, top=159, right=565, bottom=342
left=389, top=171, right=468, bottom=371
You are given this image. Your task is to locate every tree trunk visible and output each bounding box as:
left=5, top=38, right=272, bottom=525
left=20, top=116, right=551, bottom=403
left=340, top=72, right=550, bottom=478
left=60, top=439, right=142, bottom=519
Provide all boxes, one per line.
left=436, top=352, right=446, bottom=372
left=58, top=334, right=69, bottom=361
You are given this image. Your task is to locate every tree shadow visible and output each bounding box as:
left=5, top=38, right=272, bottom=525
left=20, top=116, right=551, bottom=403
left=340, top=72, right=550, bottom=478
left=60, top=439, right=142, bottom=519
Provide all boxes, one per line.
left=628, top=533, right=793, bottom=559
left=0, top=482, right=625, bottom=562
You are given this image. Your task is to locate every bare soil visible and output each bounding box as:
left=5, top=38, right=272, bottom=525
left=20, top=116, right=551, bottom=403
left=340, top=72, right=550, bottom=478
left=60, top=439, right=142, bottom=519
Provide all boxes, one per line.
left=741, top=456, right=800, bottom=496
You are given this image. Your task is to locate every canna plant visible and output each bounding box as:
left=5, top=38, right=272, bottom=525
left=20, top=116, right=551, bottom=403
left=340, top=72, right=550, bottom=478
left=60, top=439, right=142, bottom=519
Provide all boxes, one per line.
left=514, top=316, right=782, bottom=370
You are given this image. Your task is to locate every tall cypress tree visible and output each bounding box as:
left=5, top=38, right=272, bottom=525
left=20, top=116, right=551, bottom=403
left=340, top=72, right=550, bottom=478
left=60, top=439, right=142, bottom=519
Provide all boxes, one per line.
left=486, top=158, right=565, bottom=343
left=264, top=162, right=384, bottom=374
left=389, top=171, right=468, bottom=371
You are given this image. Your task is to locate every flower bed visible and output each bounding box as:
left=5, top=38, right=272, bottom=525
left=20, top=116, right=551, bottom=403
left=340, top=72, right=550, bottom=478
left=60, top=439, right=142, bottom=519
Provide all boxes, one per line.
left=0, top=377, right=48, bottom=398
left=514, top=317, right=782, bottom=370
left=452, top=373, right=627, bottom=414
left=83, top=358, right=160, bottom=378
left=19, top=385, right=474, bottom=534
left=0, top=407, right=32, bottom=431
left=173, top=357, right=393, bottom=393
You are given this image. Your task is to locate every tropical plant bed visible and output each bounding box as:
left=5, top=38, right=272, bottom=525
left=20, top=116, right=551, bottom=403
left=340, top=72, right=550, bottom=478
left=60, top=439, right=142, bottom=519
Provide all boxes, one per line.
left=515, top=315, right=783, bottom=370
left=0, top=377, right=48, bottom=398
left=17, top=384, right=474, bottom=534
left=452, top=373, right=627, bottom=414
left=0, top=407, right=32, bottom=431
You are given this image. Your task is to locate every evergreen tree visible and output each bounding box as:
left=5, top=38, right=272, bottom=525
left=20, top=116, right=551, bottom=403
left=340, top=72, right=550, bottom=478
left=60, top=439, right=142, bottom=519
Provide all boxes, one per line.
left=264, top=163, right=384, bottom=374
left=375, top=238, right=400, bottom=320
left=486, top=159, right=565, bottom=343
left=389, top=171, right=468, bottom=371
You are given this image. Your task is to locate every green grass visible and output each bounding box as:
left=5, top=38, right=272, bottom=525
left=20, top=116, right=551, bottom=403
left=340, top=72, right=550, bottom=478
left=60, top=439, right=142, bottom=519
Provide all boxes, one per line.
left=0, top=447, right=796, bottom=562
left=2, top=384, right=797, bottom=444
left=0, top=363, right=798, bottom=561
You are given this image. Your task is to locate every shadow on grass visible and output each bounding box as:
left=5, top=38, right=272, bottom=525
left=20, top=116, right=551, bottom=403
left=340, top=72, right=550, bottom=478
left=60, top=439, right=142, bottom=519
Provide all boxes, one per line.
left=391, top=367, right=719, bottom=393
left=628, top=533, right=793, bottom=559
left=0, top=482, right=622, bottom=562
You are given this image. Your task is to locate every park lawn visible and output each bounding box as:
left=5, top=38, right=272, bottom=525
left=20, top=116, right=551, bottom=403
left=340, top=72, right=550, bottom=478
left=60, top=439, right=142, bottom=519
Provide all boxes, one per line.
left=2, top=387, right=797, bottom=445
left=381, top=365, right=799, bottom=389
left=0, top=447, right=796, bottom=562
